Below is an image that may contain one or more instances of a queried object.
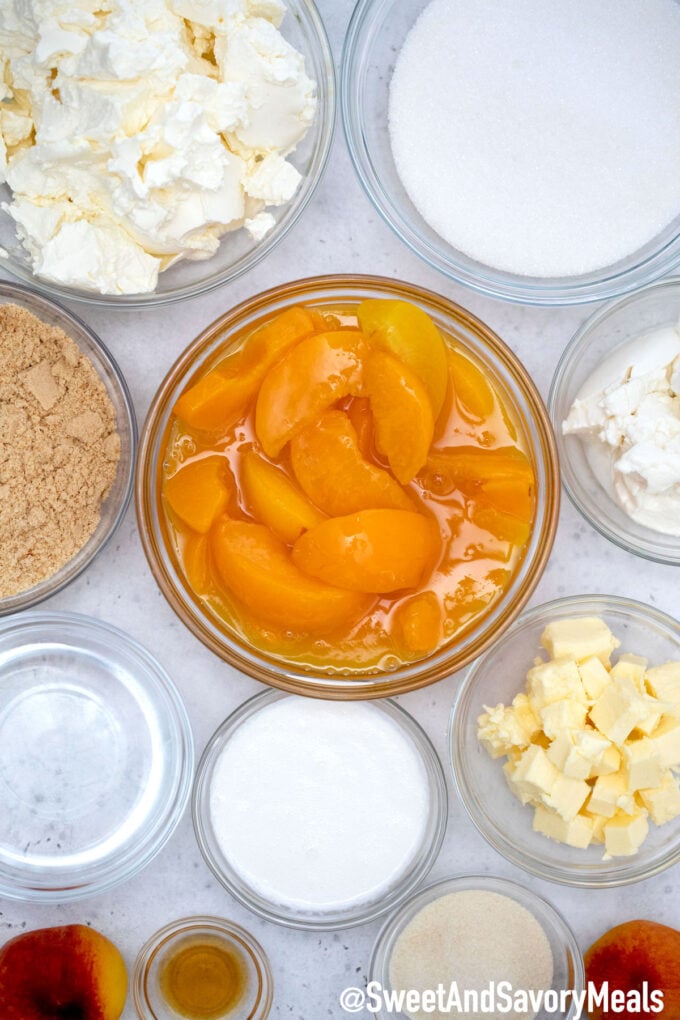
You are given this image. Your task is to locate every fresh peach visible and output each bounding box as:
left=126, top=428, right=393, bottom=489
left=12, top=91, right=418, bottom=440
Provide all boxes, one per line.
left=0, top=924, right=127, bottom=1020
left=585, top=920, right=680, bottom=1020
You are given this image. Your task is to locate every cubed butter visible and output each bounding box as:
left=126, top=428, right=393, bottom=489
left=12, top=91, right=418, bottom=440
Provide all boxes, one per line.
left=589, top=743, right=621, bottom=778
left=610, top=653, right=648, bottom=691
left=590, top=677, right=652, bottom=744
left=588, top=772, right=636, bottom=818
left=622, top=737, right=663, bottom=792
left=540, top=617, right=620, bottom=665
left=509, top=745, right=559, bottom=801
left=532, top=804, right=594, bottom=849
left=503, top=760, right=535, bottom=805
left=478, top=702, right=534, bottom=758
left=638, top=772, right=680, bottom=825
left=645, top=662, right=680, bottom=707
left=540, top=698, right=588, bottom=740
left=603, top=808, right=649, bottom=858
left=649, top=716, right=680, bottom=768
left=578, top=656, right=611, bottom=701
left=510, top=692, right=541, bottom=742
left=526, top=657, right=586, bottom=712
left=543, top=773, right=590, bottom=821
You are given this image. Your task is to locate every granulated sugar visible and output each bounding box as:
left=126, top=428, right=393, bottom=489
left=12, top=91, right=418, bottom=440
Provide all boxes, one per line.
left=389, top=0, right=680, bottom=278
left=389, top=890, right=554, bottom=1020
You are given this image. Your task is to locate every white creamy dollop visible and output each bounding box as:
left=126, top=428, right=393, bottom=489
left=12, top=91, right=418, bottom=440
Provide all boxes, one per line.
left=563, top=322, right=680, bottom=535
left=0, top=0, right=315, bottom=294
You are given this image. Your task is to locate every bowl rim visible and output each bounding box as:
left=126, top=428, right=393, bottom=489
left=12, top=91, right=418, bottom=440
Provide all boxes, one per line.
left=135, top=272, right=560, bottom=699
left=340, top=0, right=680, bottom=307
left=0, top=280, right=137, bottom=615
left=548, top=276, right=680, bottom=566
left=132, top=915, right=274, bottom=1020
left=369, top=873, right=586, bottom=1020
left=0, top=610, right=195, bottom=902
left=449, top=593, right=680, bottom=888
left=0, top=0, right=336, bottom=308
left=191, top=688, right=448, bottom=930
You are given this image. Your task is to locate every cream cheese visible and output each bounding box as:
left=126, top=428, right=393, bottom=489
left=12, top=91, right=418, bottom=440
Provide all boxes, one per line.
left=563, top=322, right=680, bottom=535
left=0, top=0, right=316, bottom=294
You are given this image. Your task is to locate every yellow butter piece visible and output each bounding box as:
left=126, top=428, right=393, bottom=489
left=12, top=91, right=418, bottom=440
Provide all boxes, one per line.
left=639, top=772, right=680, bottom=825
left=532, top=804, right=594, bottom=849
left=540, top=617, right=620, bottom=665
left=603, top=808, right=649, bottom=858
left=622, top=737, right=663, bottom=792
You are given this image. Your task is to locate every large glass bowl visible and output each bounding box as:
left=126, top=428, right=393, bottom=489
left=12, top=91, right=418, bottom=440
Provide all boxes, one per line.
left=450, top=595, right=680, bottom=887
left=0, top=613, right=194, bottom=901
left=341, top=0, right=680, bottom=307
left=549, top=277, right=680, bottom=565
left=136, top=274, right=559, bottom=698
left=0, top=1, right=334, bottom=308
left=192, top=690, right=447, bottom=930
left=0, top=282, right=136, bottom=615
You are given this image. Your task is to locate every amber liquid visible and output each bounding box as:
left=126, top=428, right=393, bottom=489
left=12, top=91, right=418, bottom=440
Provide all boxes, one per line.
left=159, top=937, right=248, bottom=1019
left=162, top=306, right=536, bottom=673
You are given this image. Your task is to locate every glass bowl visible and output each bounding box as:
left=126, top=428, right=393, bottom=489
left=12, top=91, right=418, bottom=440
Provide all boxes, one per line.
left=549, top=277, right=680, bottom=565
left=192, top=690, right=447, bottom=930
left=0, top=281, right=136, bottom=615
left=0, top=612, right=194, bottom=901
left=341, top=0, right=680, bottom=307
left=0, top=1, right=334, bottom=308
left=136, top=273, right=559, bottom=699
left=133, top=916, right=273, bottom=1020
left=370, top=875, right=584, bottom=1020
left=450, top=595, right=680, bottom=887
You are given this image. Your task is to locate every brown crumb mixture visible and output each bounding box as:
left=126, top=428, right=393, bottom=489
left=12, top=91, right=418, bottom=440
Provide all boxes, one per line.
left=0, top=303, right=121, bottom=598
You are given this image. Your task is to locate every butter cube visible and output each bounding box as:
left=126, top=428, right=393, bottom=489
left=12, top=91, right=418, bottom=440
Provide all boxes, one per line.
left=633, top=702, right=667, bottom=738
left=543, top=773, right=590, bottom=821
left=649, top=716, right=680, bottom=768
left=547, top=728, right=610, bottom=780
left=588, top=772, right=636, bottom=818
left=540, top=617, right=620, bottom=665
left=611, top=653, right=648, bottom=691
left=527, top=657, right=586, bottom=713
left=622, top=738, right=663, bottom=792
left=510, top=692, right=541, bottom=742
left=603, top=808, right=649, bottom=858
left=639, top=772, right=680, bottom=825
left=589, top=743, right=621, bottom=777
left=503, top=760, right=534, bottom=805
left=578, top=656, right=611, bottom=701
left=532, top=804, right=594, bottom=849
left=540, top=698, right=588, bottom=740
left=510, top=745, right=559, bottom=801
left=590, top=677, right=652, bottom=744
left=478, top=702, right=535, bottom=758
left=645, top=662, right=680, bottom=707
left=582, top=810, right=607, bottom=845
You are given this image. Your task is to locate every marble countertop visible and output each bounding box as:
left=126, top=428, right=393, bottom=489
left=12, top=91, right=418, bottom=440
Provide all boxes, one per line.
left=2, top=2, right=679, bottom=1017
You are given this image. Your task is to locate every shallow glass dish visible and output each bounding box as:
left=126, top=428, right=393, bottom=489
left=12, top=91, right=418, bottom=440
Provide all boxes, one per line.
left=0, top=613, right=194, bottom=901
left=450, top=595, right=680, bottom=887
left=0, top=1, right=334, bottom=308
left=370, top=875, right=584, bottom=1020
left=192, top=689, right=447, bottom=930
left=0, top=281, right=136, bottom=615
left=341, top=0, right=680, bottom=307
left=133, top=916, right=273, bottom=1020
left=137, top=274, right=559, bottom=699
left=549, top=278, right=680, bottom=565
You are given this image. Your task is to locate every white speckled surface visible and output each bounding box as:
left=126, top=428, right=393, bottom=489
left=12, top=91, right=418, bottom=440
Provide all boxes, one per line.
left=1, top=3, right=679, bottom=1017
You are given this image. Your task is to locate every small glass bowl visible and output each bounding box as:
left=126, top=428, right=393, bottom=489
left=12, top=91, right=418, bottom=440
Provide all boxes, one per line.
left=549, top=277, right=680, bottom=565
left=136, top=273, right=559, bottom=699
left=370, top=875, right=585, bottom=1020
left=341, top=0, right=680, bottom=307
left=0, top=1, right=334, bottom=308
left=0, top=612, right=194, bottom=901
left=0, top=281, right=136, bottom=615
left=192, top=690, right=447, bottom=930
left=133, top=917, right=273, bottom=1020
left=450, top=595, right=680, bottom=887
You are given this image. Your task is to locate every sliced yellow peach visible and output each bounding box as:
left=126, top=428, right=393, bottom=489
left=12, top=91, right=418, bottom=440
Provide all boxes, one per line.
left=357, top=298, right=448, bottom=418
left=290, top=410, right=414, bottom=516
left=292, top=509, right=438, bottom=594
left=448, top=348, right=495, bottom=420
left=419, top=446, right=533, bottom=496
left=241, top=449, right=324, bottom=544
left=471, top=503, right=531, bottom=545
left=164, top=456, right=230, bottom=534
left=392, top=592, right=442, bottom=656
left=173, top=306, right=318, bottom=432
left=181, top=534, right=212, bottom=594
left=211, top=518, right=370, bottom=633
left=255, top=330, right=369, bottom=457
left=346, top=396, right=375, bottom=459
left=364, top=350, right=434, bottom=484
left=480, top=475, right=534, bottom=521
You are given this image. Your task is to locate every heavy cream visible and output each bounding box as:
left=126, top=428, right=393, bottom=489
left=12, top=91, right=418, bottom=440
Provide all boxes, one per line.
left=563, top=322, right=680, bottom=535
left=0, top=0, right=316, bottom=294
left=208, top=698, right=430, bottom=912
